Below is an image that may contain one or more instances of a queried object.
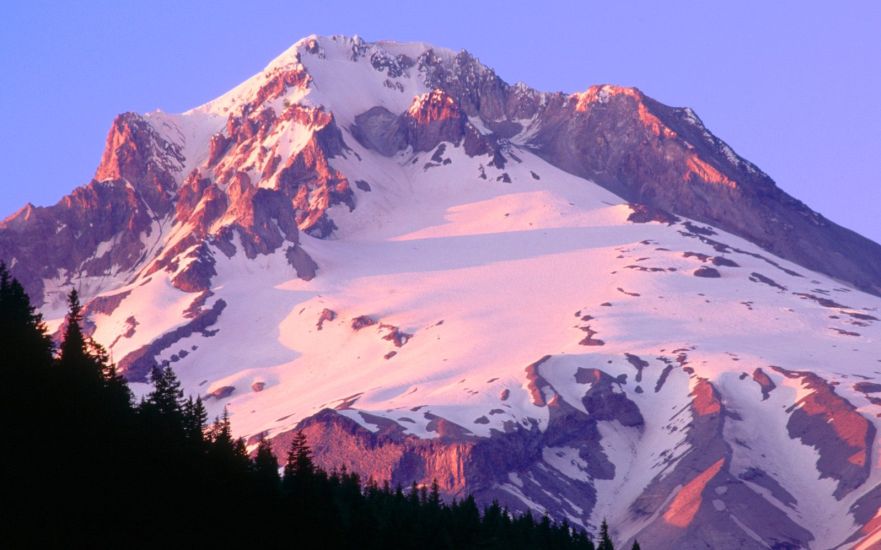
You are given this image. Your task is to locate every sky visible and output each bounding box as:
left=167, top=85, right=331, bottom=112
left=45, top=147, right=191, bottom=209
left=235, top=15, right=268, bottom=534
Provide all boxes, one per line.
left=1, top=1, right=879, bottom=242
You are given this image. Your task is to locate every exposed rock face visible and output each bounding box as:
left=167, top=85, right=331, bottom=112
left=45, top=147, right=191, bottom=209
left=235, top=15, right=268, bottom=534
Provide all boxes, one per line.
left=351, top=89, right=494, bottom=159
left=95, top=112, right=183, bottom=216
left=351, top=106, right=407, bottom=156
left=419, top=63, right=881, bottom=295
left=772, top=366, right=875, bottom=498
left=0, top=116, right=172, bottom=307
left=271, top=364, right=819, bottom=549
left=272, top=361, right=646, bottom=519
left=626, top=379, right=810, bottom=549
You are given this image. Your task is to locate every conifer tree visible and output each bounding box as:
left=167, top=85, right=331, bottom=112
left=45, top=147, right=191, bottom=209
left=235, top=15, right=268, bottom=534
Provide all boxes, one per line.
left=0, top=262, right=53, bottom=368
left=182, top=396, right=208, bottom=443
left=631, top=540, right=641, bottom=550
left=209, top=408, right=234, bottom=446
left=146, top=364, right=184, bottom=418
left=59, top=289, right=88, bottom=367
left=598, top=519, right=614, bottom=550
left=284, top=430, right=315, bottom=480
left=253, top=437, right=281, bottom=490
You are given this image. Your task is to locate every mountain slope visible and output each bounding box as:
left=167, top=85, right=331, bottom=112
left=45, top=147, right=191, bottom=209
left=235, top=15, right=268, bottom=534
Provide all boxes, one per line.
left=3, top=35, right=881, bottom=549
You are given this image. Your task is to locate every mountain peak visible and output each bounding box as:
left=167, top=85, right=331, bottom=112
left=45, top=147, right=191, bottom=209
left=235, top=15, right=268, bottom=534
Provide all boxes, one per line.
left=3, top=35, right=881, bottom=548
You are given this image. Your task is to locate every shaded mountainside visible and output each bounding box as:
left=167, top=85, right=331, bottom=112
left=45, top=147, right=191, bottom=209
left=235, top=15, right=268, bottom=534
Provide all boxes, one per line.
left=2, top=35, right=881, bottom=549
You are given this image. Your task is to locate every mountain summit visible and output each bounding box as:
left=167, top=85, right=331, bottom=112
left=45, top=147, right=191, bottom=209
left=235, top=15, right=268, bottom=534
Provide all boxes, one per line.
left=3, top=35, right=881, bottom=548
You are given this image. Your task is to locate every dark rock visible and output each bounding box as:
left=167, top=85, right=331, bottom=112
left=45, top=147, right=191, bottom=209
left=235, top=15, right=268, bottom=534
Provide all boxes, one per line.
left=350, top=106, right=407, bottom=156
left=316, top=308, right=336, bottom=330
left=119, top=298, right=226, bottom=382
left=207, top=385, right=235, bottom=400
left=693, top=266, right=721, bottom=278
left=627, top=204, right=679, bottom=225
left=854, top=382, right=881, bottom=394
left=625, top=353, right=649, bottom=382
left=575, top=368, right=644, bottom=427
left=751, top=368, right=776, bottom=400
left=285, top=245, right=318, bottom=281
left=380, top=324, right=412, bottom=347
left=351, top=315, right=377, bottom=330
left=711, top=256, right=739, bottom=267
left=578, top=325, right=605, bottom=346
left=749, top=272, right=787, bottom=291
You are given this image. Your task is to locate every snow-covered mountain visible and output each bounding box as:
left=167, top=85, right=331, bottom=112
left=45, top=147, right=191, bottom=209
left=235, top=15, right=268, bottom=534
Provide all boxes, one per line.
left=3, top=35, right=881, bottom=548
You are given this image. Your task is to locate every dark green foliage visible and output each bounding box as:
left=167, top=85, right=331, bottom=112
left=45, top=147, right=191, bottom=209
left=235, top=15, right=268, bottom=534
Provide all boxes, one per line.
left=1, top=274, right=618, bottom=549
left=631, top=541, right=641, bottom=550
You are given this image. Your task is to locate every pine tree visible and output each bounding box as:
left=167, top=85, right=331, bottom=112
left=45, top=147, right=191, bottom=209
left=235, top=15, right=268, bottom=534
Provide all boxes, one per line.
left=209, top=408, right=234, bottom=446
left=283, top=430, right=314, bottom=481
left=146, top=364, right=184, bottom=418
left=253, top=437, right=280, bottom=492
left=631, top=540, right=641, bottom=550
left=182, top=396, right=208, bottom=443
left=0, top=263, right=53, bottom=368
left=59, top=289, right=88, bottom=367
left=598, top=519, right=614, bottom=550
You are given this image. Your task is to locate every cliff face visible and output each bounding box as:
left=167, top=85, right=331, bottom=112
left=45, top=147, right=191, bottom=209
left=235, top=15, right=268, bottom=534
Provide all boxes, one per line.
left=3, top=35, right=881, bottom=549
left=415, top=55, right=881, bottom=296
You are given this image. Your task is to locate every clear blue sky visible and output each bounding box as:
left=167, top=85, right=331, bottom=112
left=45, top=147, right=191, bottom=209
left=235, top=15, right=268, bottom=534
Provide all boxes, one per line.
left=2, top=1, right=879, bottom=242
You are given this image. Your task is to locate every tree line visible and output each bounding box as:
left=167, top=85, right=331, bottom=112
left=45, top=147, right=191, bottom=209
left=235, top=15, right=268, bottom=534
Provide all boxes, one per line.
left=0, top=264, right=639, bottom=549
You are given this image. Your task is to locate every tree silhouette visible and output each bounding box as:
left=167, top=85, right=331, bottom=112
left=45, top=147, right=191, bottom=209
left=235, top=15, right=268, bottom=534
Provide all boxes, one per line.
left=598, top=519, right=614, bottom=550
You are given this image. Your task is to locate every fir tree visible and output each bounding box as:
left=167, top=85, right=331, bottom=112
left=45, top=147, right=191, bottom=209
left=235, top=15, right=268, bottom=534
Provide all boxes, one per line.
left=253, top=437, right=281, bottom=490
left=598, top=519, right=614, bottom=550
left=209, top=408, right=234, bottom=447
left=0, top=262, right=53, bottom=368
left=182, top=396, right=208, bottom=443
left=145, top=364, right=184, bottom=418
left=59, top=289, right=88, bottom=367
left=284, top=430, right=315, bottom=480
left=631, top=540, right=641, bottom=550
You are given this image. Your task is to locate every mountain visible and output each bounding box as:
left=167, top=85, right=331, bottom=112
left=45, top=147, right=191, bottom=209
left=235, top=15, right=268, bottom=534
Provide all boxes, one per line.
left=3, top=34, right=881, bottom=549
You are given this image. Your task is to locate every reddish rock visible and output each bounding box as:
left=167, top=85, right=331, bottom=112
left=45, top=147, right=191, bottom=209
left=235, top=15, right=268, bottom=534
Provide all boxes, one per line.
left=351, top=315, right=377, bottom=331
left=207, top=385, right=235, bottom=400
left=524, top=355, right=552, bottom=407
left=751, top=368, right=776, bottom=400
left=772, top=366, right=875, bottom=498
left=316, top=308, right=336, bottom=330
left=207, top=133, right=229, bottom=166
left=380, top=324, right=412, bottom=347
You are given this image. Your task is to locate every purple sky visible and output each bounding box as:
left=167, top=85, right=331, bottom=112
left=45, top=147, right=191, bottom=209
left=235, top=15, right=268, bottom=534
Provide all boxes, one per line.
left=2, top=1, right=879, bottom=242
